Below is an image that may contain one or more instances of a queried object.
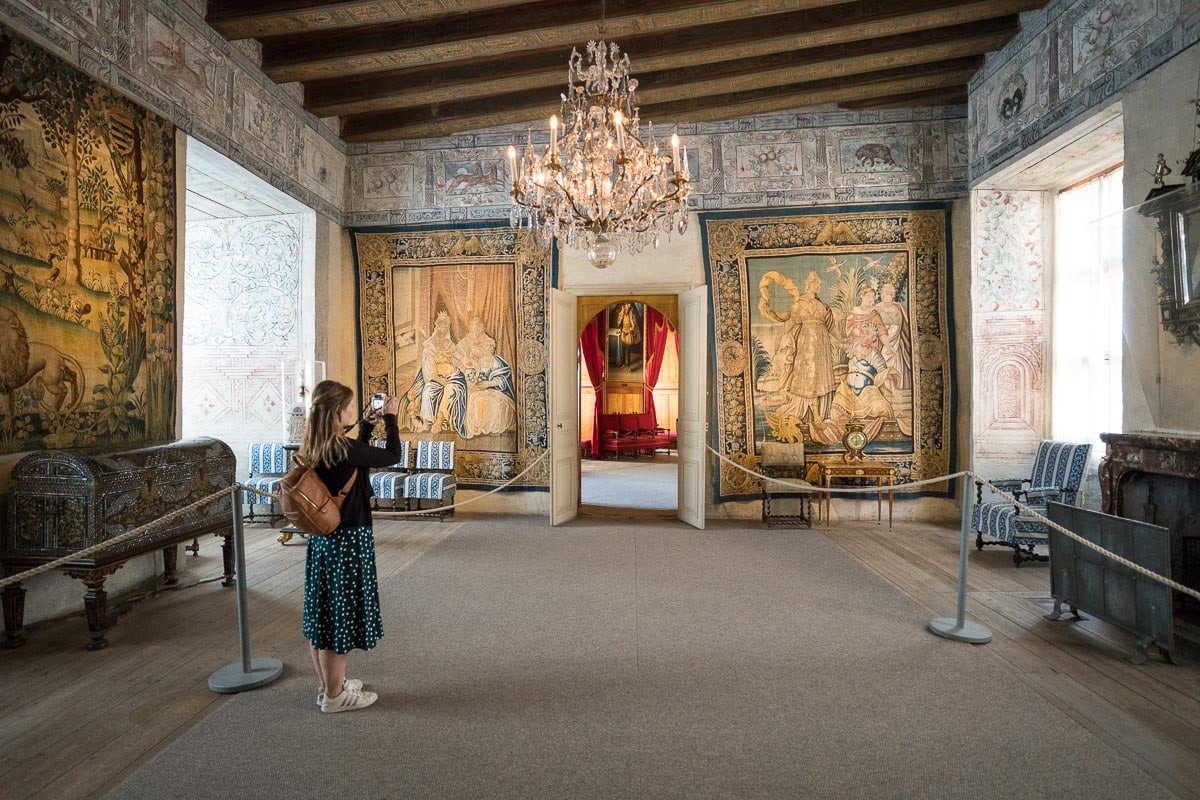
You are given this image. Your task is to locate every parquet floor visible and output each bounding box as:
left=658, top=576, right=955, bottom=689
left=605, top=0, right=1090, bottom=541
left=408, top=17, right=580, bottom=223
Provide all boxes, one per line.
left=0, top=518, right=459, bottom=800
left=1, top=517, right=1198, bottom=799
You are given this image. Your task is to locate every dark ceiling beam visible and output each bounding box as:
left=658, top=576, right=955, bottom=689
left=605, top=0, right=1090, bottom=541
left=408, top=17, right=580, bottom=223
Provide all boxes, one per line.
left=339, top=57, right=982, bottom=141
left=332, top=25, right=1004, bottom=132
left=259, top=0, right=860, bottom=83
left=206, top=0, right=534, bottom=40
left=304, top=0, right=1035, bottom=118
left=656, top=61, right=982, bottom=123
left=839, top=87, right=969, bottom=110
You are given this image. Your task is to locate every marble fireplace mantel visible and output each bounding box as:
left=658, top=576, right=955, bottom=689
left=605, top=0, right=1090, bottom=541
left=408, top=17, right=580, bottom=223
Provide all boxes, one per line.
left=1099, top=431, right=1200, bottom=516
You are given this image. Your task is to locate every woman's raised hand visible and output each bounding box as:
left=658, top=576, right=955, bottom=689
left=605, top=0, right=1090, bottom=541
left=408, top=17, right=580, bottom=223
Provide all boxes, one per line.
left=382, top=393, right=401, bottom=415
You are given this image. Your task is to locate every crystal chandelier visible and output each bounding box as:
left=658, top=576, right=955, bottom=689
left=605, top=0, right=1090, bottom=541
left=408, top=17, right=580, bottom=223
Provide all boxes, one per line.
left=507, top=40, right=690, bottom=268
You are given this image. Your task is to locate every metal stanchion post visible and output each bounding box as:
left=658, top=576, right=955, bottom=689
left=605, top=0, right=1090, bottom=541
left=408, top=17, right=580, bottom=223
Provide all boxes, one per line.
left=929, top=473, right=992, bottom=644
left=209, top=489, right=284, bottom=693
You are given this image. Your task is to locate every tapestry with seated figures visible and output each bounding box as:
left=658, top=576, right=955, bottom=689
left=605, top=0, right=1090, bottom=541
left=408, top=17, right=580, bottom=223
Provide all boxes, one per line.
left=700, top=204, right=954, bottom=501
left=351, top=222, right=551, bottom=490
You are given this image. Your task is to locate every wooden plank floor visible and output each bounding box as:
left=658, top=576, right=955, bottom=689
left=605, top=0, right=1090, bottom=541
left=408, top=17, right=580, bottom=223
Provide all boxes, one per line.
left=825, top=522, right=1200, bottom=800
left=1, top=518, right=1198, bottom=799
left=0, top=519, right=459, bottom=800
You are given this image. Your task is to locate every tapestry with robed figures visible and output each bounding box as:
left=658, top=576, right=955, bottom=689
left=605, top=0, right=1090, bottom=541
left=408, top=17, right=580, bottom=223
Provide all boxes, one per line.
left=0, top=24, right=176, bottom=454
left=352, top=224, right=551, bottom=490
left=701, top=204, right=954, bottom=500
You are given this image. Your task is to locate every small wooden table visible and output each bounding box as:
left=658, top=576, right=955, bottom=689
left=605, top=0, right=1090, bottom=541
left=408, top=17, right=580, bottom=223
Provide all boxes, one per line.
left=818, top=461, right=896, bottom=529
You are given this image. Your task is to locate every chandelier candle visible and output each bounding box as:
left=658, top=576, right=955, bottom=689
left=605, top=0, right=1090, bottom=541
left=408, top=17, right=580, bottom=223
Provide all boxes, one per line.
left=507, top=40, right=691, bottom=268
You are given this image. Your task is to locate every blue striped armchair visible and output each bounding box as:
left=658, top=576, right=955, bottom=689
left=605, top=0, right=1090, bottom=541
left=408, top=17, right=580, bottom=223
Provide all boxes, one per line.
left=403, top=440, right=456, bottom=520
left=369, top=440, right=412, bottom=510
left=973, top=440, right=1092, bottom=566
left=243, top=442, right=289, bottom=526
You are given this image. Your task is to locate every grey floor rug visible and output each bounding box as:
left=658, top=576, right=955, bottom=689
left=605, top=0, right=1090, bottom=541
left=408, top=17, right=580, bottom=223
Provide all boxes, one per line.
left=107, top=517, right=1171, bottom=800
left=581, top=457, right=677, bottom=509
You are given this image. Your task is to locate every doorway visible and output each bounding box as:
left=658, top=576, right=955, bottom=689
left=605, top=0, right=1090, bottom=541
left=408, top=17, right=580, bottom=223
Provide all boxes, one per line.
left=549, top=286, right=707, bottom=527
left=579, top=298, right=679, bottom=513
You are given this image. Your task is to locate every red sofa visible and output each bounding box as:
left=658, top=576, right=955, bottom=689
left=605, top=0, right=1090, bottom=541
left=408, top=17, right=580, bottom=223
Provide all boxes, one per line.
left=595, top=412, right=676, bottom=458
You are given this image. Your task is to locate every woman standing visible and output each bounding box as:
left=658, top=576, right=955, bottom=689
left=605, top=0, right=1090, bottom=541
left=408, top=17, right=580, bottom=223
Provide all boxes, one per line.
left=299, top=380, right=404, bottom=713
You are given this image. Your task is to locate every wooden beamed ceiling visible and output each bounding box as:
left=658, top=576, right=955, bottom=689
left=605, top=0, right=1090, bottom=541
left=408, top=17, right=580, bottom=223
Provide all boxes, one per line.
left=205, top=0, right=1046, bottom=143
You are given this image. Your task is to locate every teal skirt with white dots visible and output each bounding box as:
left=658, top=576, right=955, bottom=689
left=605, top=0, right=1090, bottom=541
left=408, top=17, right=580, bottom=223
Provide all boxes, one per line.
left=302, top=525, right=383, bottom=654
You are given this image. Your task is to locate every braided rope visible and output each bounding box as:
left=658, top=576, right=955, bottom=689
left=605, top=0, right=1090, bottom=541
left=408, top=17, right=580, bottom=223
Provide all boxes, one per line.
left=5, top=448, right=1198, bottom=605
left=371, top=448, right=550, bottom=517
left=0, top=485, right=239, bottom=590
left=974, top=476, right=1200, bottom=602
left=705, top=443, right=1200, bottom=603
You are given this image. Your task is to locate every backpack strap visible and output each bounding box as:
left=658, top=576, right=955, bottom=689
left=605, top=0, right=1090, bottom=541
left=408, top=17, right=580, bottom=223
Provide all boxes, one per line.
left=294, top=454, right=358, bottom=502
left=337, top=469, right=358, bottom=499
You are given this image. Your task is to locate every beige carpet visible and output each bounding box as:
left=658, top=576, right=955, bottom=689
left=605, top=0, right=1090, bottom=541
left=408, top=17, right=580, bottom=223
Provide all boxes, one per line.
left=107, top=517, right=1171, bottom=799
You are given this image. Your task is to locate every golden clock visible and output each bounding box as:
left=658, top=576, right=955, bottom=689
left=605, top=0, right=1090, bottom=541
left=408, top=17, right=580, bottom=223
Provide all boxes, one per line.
left=842, top=421, right=867, bottom=461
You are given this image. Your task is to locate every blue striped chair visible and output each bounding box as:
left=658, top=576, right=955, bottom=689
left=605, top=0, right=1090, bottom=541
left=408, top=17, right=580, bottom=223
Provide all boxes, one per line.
left=243, top=442, right=289, bottom=526
left=369, top=440, right=412, bottom=510
left=973, top=440, right=1092, bottom=566
left=403, top=440, right=457, bottom=520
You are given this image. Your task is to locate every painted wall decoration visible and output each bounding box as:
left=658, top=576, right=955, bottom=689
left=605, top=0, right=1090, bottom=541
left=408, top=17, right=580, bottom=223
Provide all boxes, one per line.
left=0, top=24, right=175, bottom=453
left=701, top=204, right=954, bottom=500
left=353, top=223, right=550, bottom=488
left=181, top=215, right=305, bottom=478
left=971, top=190, right=1049, bottom=477
left=2, top=0, right=345, bottom=220
left=969, top=0, right=1194, bottom=181
left=343, top=112, right=968, bottom=226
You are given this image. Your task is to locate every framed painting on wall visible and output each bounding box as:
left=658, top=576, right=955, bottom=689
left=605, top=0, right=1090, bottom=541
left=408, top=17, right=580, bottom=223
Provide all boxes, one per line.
left=604, top=300, right=645, bottom=413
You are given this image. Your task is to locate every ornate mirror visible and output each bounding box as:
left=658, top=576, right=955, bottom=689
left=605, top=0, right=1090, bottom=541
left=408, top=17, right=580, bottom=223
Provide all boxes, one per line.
left=1142, top=186, right=1200, bottom=345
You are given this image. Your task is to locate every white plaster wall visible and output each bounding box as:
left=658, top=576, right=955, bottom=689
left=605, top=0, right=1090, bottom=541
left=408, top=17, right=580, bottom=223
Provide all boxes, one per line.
left=1120, top=41, right=1200, bottom=435
left=1113, top=40, right=1200, bottom=434
left=558, top=225, right=705, bottom=294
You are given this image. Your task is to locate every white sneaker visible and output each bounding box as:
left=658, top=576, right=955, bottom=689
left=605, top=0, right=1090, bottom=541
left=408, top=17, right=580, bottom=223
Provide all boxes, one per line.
left=316, top=678, right=363, bottom=706
left=320, top=685, right=378, bottom=714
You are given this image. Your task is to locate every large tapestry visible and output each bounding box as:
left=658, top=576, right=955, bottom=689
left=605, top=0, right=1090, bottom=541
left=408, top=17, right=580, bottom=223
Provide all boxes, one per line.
left=0, top=25, right=176, bottom=454
left=701, top=204, right=954, bottom=500
left=352, top=223, right=550, bottom=489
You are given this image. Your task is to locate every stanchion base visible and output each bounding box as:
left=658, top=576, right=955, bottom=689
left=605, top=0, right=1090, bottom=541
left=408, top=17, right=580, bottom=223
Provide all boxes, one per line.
left=929, top=618, right=992, bottom=644
left=208, top=657, right=284, bottom=694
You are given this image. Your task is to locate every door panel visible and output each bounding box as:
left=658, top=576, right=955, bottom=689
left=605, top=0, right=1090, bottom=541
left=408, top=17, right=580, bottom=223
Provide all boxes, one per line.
left=677, top=286, right=707, bottom=529
left=550, top=287, right=579, bottom=525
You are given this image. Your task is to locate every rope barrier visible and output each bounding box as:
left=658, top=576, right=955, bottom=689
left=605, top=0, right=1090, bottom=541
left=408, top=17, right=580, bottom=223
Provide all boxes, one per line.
left=706, top=443, right=966, bottom=494
left=0, top=486, right=239, bottom=590
left=4, top=446, right=1197, bottom=612
left=372, top=449, right=551, bottom=517
left=703, top=443, right=1200, bottom=603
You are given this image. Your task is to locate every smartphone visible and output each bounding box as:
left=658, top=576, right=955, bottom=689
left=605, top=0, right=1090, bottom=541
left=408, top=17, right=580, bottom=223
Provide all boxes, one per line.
left=370, top=393, right=386, bottom=411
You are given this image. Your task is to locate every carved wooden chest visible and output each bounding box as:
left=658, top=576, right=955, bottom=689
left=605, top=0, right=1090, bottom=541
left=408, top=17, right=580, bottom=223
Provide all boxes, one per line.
left=2, top=437, right=236, bottom=649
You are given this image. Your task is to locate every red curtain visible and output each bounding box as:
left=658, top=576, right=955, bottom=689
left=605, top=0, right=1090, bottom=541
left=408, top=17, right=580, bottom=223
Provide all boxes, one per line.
left=580, top=311, right=605, bottom=451
left=643, top=307, right=671, bottom=428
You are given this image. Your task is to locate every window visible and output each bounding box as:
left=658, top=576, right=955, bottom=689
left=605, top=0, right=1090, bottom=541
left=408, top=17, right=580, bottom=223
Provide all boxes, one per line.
left=1052, top=166, right=1123, bottom=449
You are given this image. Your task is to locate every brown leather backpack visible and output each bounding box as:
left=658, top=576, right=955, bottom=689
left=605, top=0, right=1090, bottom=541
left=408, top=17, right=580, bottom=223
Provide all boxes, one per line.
left=278, top=456, right=357, bottom=536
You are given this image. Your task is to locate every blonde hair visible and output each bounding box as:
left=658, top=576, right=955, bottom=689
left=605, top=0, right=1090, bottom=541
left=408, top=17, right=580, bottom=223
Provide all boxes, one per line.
left=299, top=380, right=353, bottom=468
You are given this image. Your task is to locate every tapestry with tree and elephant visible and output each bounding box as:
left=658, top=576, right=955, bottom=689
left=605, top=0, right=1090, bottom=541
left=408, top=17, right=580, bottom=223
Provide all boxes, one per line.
left=701, top=204, right=954, bottom=500
left=0, top=24, right=176, bottom=453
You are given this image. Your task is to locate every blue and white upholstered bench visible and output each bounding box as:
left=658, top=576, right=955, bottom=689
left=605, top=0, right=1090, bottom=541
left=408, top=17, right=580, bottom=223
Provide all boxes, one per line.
left=243, top=442, right=289, bottom=526
left=369, top=440, right=412, bottom=510
left=403, top=440, right=456, bottom=520
left=973, top=440, right=1092, bottom=566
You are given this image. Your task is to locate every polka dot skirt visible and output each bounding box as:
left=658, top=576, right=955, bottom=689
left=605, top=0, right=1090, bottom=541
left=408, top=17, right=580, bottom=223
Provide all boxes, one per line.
left=303, top=525, right=384, bottom=654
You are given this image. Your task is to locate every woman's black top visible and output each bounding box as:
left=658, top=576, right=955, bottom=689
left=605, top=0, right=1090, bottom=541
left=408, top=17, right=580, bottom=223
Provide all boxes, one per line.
left=313, top=413, right=404, bottom=529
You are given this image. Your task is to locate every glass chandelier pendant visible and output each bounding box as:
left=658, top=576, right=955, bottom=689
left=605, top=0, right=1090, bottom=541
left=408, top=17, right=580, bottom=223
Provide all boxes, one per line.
left=507, top=40, right=691, bottom=268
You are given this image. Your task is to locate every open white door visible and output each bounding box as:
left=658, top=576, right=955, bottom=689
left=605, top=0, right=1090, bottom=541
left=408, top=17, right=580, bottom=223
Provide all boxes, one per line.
left=549, top=287, right=579, bottom=525
left=677, top=286, right=708, bottom=529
